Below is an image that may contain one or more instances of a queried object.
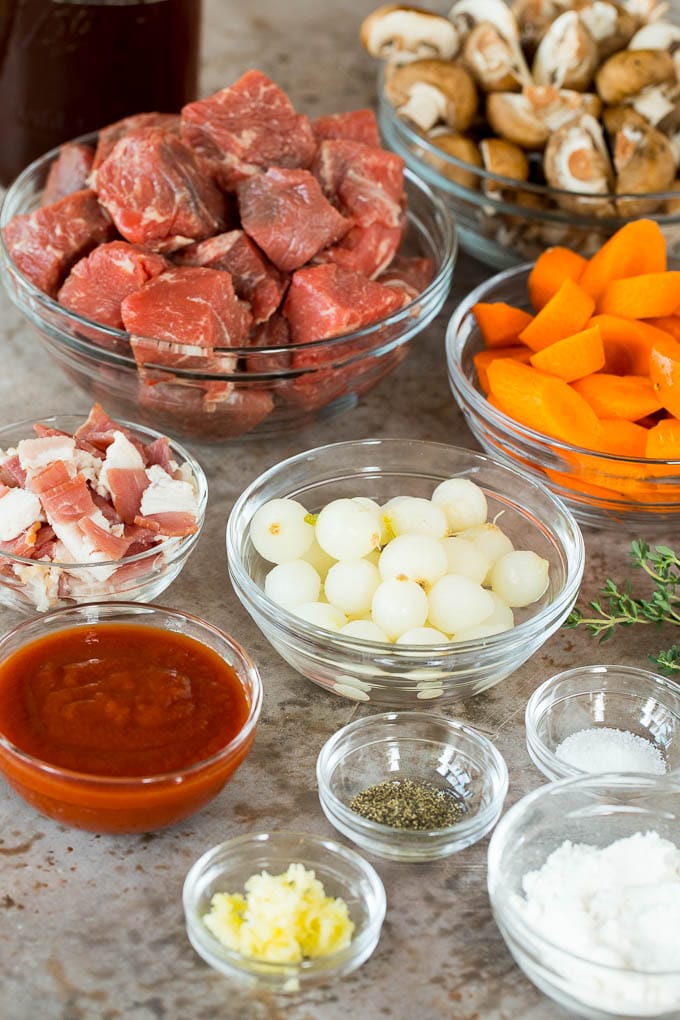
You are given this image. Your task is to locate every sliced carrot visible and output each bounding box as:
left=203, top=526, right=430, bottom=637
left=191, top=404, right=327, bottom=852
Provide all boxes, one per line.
left=572, top=373, right=663, bottom=421
left=579, top=219, right=667, bottom=302
left=650, top=335, right=680, bottom=419
left=518, top=278, right=595, bottom=353
left=528, top=247, right=587, bottom=312
left=529, top=324, right=604, bottom=382
left=644, top=316, right=680, bottom=343
left=487, top=358, right=604, bottom=447
left=590, top=315, right=674, bottom=375
left=598, top=272, right=680, bottom=319
left=598, top=418, right=648, bottom=458
left=472, top=302, right=533, bottom=348
left=646, top=418, right=680, bottom=459
left=474, top=345, right=532, bottom=393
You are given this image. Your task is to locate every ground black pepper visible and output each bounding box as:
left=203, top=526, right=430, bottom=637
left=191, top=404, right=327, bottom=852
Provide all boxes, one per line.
left=348, top=777, right=465, bottom=829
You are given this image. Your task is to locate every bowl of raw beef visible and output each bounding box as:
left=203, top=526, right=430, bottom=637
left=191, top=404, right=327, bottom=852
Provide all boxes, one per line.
left=0, top=70, right=457, bottom=443
left=0, top=405, right=207, bottom=613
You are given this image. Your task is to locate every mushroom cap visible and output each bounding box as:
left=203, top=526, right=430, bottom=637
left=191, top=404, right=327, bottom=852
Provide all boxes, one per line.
left=386, top=58, right=479, bottom=131
left=360, top=4, right=461, bottom=61
left=449, top=0, right=520, bottom=42
left=615, top=121, right=676, bottom=214
left=425, top=130, right=483, bottom=188
left=486, top=91, right=551, bottom=147
left=510, top=0, right=568, bottom=54
left=595, top=48, right=677, bottom=105
left=532, top=10, right=599, bottom=90
left=543, top=113, right=616, bottom=214
left=577, top=0, right=638, bottom=60
left=479, top=137, right=531, bottom=180
left=462, top=21, right=531, bottom=92
left=602, top=103, right=649, bottom=138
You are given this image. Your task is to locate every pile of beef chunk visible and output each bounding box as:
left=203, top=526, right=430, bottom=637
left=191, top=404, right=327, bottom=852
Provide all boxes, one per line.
left=3, top=71, right=434, bottom=436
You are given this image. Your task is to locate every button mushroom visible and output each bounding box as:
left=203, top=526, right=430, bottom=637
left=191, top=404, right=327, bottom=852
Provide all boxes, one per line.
left=385, top=58, right=479, bottom=131
left=511, top=0, right=569, bottom=55
left=479, top=137, right=531, bottom=201
left=449, top=0, right=520, bottom=44
left=462, top=21, right=531, bottom=92
left=360, top=4, right=461, bottom=62
left=595, top=48, right=676, bottom=105
left=602, top=102, right=649, bottom=138
left=615, top=120, right=676, bottom=215
left=629, top=21, right=680, bottom=74
left=423, top=130, right=484, bottom=188
left=544, top=113, right=616, bottom=214
left=487, top=85, right=601, bottom=147
left=576, top=1, right=638, bottom=60
left=532, top=10, right=599, bottom=90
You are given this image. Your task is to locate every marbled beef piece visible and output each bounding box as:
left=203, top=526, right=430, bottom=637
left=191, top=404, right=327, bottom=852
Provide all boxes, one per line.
left=58, top=241, right=167, bottom=329
left=95, top=129, right=227, bottom=253
left=2, top=188, right=113, bottom=297
left=245, top=313, right=292, bottom=373
left=377, top=256, right=435, bottom=300
left=313, top=139, right=405, bottom=229
left=43, top=143, right=95, bottom=205
left=176, top=230, right=287, bottom=324
left=92, top=112, right=181, bottom=170
left=181, top=69, right=317, bottom=190
left=238, top=168, right=352, bottom=273
left=315, top=223, right=404, bottom=279
left=311, top=109, right=381, bottom=148
left=138, top=377, right=274, bottom=439
left=283, top=263, right=406, bottom=345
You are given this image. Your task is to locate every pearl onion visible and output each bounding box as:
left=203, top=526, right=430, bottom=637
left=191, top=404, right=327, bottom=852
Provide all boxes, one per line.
left=294, top=601, right=348, bottom=631
left=440, top=536, right=490, bottom=585
left=340, top=619, right=390, bottom=642
left=383, top=496, right=447, bottom=539
left=325, top=559, right=381, bottom=617
left=264, top=560, right=321, bottom=610
left=371, top=578, right=429, bottom=640
left=431, top=478, right=487, bottom=532
left=301, top=537, right=336, bottom=580
left=315, top=498, right=381, bottom=560
left=378, top=533, right=448, bottom=589
left=396, top=626, right=449, bottom=645
left=250, top=498, right=314, bottom=564
left=427, top=574, right=495, bottom=634
left=459, top=523, right=514, bottom=584
left=452, top=593, right=514, bottom=641
left=490, top=550, right=550, bottom=608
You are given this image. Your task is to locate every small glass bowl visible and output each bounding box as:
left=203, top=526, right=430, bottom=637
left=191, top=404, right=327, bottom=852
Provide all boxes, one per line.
left=0, top=413, right=207, bottom=612
left=182, top=830, right=386, bottom=993
left=0, top=145, right=456, bottom=442
left=488, top=774, right=680, bottom=1019
left=446, top=264, right=680, bottom=529
left=0, top=602, right=263, bottom=833
left=316, top=711, right=508, bottom=862
left=525, top=664, right=680, bottom=782
left=226, top=438, right=584, bottom=706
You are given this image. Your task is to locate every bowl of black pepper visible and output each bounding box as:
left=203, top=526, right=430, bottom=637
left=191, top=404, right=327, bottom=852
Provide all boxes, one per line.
left=316, top=711, right=508, bottom=862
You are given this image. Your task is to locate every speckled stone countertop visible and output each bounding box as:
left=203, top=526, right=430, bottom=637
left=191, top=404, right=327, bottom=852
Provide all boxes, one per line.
left=0, top=3, right=671, bottom=1019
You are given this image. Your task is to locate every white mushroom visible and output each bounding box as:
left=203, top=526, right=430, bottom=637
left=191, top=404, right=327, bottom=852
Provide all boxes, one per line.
left=462, top=21, right=532, bottom=92
left=487, top=85, right=601, bottom=146
left=615, top=120, right=676, bottom=215
left=479, top=137, right=530, bottom=200
left=544, top=113, right=616, bottom=214
left=449, top=0, right=520, bottom=43
left=576, top=1, right=638, bottom=59
left=532, top=10, right=599, bottom=90
left=595, top=48, right=676, bottom=105
left=360, top=5, right=461, bottom=62
left=511, top=0, right=569, bottom=53
left=424, top=130, right=484, bottom=188
left=630, top=82, right=679, bottom=127
left=602, top=102, right=649, bottom=137
left=385, top=59, right=479, bottom=131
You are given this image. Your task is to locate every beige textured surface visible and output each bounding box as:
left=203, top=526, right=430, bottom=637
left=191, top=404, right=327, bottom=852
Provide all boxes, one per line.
left=0, top=3, right=670, bottom=1018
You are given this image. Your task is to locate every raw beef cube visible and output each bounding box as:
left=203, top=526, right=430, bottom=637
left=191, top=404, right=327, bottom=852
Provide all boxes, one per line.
left=316, top=223, right=404, bottom=279
left=138, top=377, right=274, bottom=439
left=181, top=69, right=317, bottom=190
left=2, top=189, right=113, bottom=297
left=122, top=266, right=252, bottom=371
left=313, top=140, right=405, bottom=229
left=43, top=143, right=95, bottom=205
left=245, top=314, right=292, bottom=373
left=377, top=256, right=435, bottom=300
left=311, top=109, right=381, bottom=147
left=238, top=169, right=351, bottom=273
left=95, top=128, right=227, bottom=253
left=176, top=230, right=287, bottom=323
left=283, top=263, right=406, bottom=344
left=58, top=242, right=167, bottom=328
left=92, top=112, right=181, bottom=170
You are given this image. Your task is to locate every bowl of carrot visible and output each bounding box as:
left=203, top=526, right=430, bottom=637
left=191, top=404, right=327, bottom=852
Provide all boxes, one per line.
left=446, top=219, right=680, bottom=529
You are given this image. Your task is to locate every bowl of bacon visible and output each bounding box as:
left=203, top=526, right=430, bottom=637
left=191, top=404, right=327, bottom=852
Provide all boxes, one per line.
left=0, top=405, right=207, bottom=613
left=0, top=70, right=456, bottom=443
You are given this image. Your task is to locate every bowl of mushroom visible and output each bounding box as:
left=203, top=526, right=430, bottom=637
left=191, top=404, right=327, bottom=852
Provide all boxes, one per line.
left=363, top=0, right=680, bottom=268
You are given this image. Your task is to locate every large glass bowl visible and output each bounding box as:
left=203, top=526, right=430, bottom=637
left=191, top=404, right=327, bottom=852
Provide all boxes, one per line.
left=446, top=264, right=680, bottom=529
left=0, top=144, right=456, bottom=443
left=488, top=774, right=680, bottom=1018
left=226, top=438, right=584, bottom=706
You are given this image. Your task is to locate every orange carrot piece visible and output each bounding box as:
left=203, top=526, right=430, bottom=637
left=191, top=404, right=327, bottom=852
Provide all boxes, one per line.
left=579, top=219, right=667, bottom=302
left=598, top=272, right=680, bottom=319
left=487, top=358, right=604, bottom=446
left=529, top=324, right=604, bottom=381
left=518, top=278, right=595, bottom=353
left=528, top=247, right=587, bottom=312
left=644, top=316, right=680, bottom=343
left=472, top=302, right=533, bottom=348
left=598, top=418, right=648, bottom=458
left=474, top=345, right=531, bottom=393
left=572, top=373, right=663, bottom=421
left=650, top=335, right=680, bottom=419
left=590, top=315, right=673, bottom=375
left=646, top=418, right=680, bottom=459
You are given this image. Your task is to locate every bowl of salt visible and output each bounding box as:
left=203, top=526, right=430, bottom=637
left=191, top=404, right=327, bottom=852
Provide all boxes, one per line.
left=525, top=664, right=680, bottom=782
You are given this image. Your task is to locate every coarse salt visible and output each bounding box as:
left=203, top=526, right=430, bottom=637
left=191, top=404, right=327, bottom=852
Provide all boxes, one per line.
left=555, top=726, right=667, bottom=775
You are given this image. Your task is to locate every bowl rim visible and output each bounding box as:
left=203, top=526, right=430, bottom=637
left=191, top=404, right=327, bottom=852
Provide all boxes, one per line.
left=377, top=69, right=680, bottom=214
left=316, top=709, right=509, bottom=841
left=487, top=771, right=680, bottom=976
left=0, top=412, right=208, bottom=570
left=0, top=600, right=263, bottom=784
left=226, top=436, right=585, bottom=655
left=0, top=147, right=457, bottom=372
left=446, top=262, right=680, bottom=470
left=524, top=663, right=680, bottom=780
left=182, top=828, right=387, bottom=976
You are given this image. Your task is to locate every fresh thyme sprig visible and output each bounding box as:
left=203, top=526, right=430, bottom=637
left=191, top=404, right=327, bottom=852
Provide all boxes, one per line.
left=566, top=540, right=680, bottom=675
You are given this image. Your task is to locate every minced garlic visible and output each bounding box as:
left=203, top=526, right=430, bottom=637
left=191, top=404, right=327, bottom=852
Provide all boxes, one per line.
left=203, top=862, right=355, bottom=964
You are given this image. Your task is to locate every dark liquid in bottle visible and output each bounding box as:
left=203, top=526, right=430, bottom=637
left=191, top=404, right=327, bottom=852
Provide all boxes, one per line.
left=0, top=0, right=202, bottom=186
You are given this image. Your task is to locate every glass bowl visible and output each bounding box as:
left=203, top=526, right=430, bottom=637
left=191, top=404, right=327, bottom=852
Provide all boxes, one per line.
left=0, top=143, right=456, bottom=443
left=226, top=438, right=584, bottom=706
left=488, top=774, right=680, bottom=1019
left=0, top=602, right=263, bottom=833
left=182, top=830, right=386, bottom=992
left=316, top=711, right=508, bottom=862
left=525, top=664, right=680, bottom=782
left=0, top=413, right=207, bottom=612
left=378, top=75, right=680, bottom=270
left=446, top=264, right=680, bottom=529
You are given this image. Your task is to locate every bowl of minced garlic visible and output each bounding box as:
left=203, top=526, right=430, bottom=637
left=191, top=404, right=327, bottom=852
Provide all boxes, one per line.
left=182, top=830, right=386, bottom=991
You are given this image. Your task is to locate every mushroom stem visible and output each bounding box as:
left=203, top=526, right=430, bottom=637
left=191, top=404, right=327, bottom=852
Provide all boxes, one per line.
left=399, top=82, right=450, bottom=130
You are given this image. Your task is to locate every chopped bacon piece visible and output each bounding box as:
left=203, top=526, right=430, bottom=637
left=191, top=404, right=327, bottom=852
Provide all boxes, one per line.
left=39, top=473, right=98, bottom=526
left=29, top=460, right=72, bottom=495
left=144, top=437, right=176, bottom=473
left=134, top=512, right=198, bottom=538
left=77, top=517, right=130, bottom=560
left=0, top=455, right=27, bottom=488
left=75, top=403, right=144, bottom=456
left=0, top=521, right=42, bottom=558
